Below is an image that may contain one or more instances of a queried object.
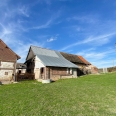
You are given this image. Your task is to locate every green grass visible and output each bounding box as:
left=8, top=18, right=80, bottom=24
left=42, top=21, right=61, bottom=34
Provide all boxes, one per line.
left=0, top=73, right=116, bottom=116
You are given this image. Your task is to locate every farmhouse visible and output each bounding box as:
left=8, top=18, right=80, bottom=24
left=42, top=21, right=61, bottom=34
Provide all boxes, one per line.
left=60, top=52, right=98, bottom=74
left=16, top=63, right=27, bottom=74
left=0, top=39, right=20, bottom=82
left=25, top=46, right=78, bottom=81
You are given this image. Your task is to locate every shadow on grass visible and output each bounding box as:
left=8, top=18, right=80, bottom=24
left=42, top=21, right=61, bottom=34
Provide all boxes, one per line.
left=0, top=81, right=3, bottom=85
left=51, top=80, right=56, bottom=83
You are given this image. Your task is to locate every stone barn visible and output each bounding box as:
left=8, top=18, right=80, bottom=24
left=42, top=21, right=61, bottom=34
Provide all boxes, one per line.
left=60, top=52, right=98, bottom=75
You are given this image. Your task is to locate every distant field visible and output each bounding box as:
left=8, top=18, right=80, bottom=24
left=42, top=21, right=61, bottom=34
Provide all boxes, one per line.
left=0, top=73, right=116, bottom=116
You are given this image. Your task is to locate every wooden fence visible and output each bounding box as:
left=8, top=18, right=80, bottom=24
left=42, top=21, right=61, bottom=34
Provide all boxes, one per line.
left=16, top=73, right=35, bottom=81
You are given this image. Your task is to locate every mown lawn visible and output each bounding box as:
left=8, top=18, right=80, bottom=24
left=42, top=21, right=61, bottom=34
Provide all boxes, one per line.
left=0, top=73, right=116, bottom=116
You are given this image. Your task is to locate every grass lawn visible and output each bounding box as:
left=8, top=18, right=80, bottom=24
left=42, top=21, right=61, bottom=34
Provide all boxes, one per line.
left=0, top=73, right=116, bottom=116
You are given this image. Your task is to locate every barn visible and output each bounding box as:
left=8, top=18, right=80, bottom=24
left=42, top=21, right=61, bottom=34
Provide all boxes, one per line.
left=60, top=52, right=98, bottom=74
left=25, top=46, right=78, bottom=82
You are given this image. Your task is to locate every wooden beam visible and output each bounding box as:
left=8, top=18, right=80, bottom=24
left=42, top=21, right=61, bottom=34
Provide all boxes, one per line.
left=0, top=68, right=14, bottom=70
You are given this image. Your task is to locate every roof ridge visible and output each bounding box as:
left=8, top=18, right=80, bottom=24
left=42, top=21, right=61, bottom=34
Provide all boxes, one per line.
left=60, top=51, right=79, bottom=56
left=0, top=39, right=21, bottom=59
left=31, top=45, right=57, bottom=52
left=78, top=55, right=91, bottom=64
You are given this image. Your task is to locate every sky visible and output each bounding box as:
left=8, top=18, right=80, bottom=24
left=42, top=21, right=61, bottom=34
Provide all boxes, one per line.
left=0, top=0, right=116, bottom=68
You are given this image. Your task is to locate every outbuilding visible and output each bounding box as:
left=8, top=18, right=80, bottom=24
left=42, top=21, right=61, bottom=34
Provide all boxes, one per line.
left=25, top=46, right=78, bottom=82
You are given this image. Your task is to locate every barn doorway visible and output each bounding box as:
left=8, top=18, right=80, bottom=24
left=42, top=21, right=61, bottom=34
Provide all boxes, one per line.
left=40, top=67, right=44, bottom=79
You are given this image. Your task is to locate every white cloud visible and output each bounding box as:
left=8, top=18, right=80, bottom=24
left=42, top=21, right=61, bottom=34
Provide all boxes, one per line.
left=0, top=20, right=45, bottom=63
left=76, top=48, right=115, bottom=68
left=2, top=37, right=44, bottom=63
left=32, top=19, right=52, bottom=29
left=15, top=40, right=44, bottom=62
left=0, top=1, right=59, bottom=63
left=47, top=37, right=57, bottom=42
left=47, top=34, right=58, bottom=42
left=31, top=10, right=61, bottom=30
left=18, top=6, right=29, bottom=17
left=60, top=33, right=116, bottom=51
left=91, top=59, right=115, bottom=68
left=0, top=4, right=30, bottom=20
left=0, top=23, right=12, bottom=37
left=67, top=15, right=99, bottom=24
left=77, top=48, right=114, bottom=59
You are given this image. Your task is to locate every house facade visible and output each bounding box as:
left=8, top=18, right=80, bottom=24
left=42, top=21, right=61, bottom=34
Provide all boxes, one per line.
left=25, top=46, right=78, bottom=81
left=0, top=39, right=20, bottom=82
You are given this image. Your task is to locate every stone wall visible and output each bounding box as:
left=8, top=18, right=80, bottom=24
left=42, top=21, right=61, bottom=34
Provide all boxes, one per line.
left=0, top=70, right=13, bottom=81
left=1, top=62, right=14, bottom=68
left=0, top=61, right=15, bottom=81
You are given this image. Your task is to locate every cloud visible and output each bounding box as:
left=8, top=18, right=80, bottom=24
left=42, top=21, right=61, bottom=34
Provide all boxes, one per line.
left=67, top=15, right=99, bottom=24
left=0, top=0, right=55, bottom=62
left=0, top=21, right=28, bottom=42
left=18, top=6, right=29, bottom=17
left=2, top=37, right=44, bottom=62
left=31, top=10, right=61, bottom=30
left=0, top=23, right=12, bottom=36
left=31, top=19, right=52, bottom=29
left=60, top=33, right=116, bottom=51
left=92, top=59, right=115, bottom=68
left=47, top=34, right=58, bottom=42
left=0, top=4, right=30, bottom=20
left=0, top=23, right=16, bottom=46
left=15, top=40, right=44, bottom=62
left=77, top=48, right=114, bottom=59
left=0, top=2, right=42, bottom=62
left=47, top=37, right=57, bottom=42
left=0, top=22, right=44, bottom=63
left=76, top=48, right=115, bottom=68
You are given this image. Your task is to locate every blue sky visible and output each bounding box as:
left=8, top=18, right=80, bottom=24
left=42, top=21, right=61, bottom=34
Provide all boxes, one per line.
left=0, top=0, right=116, bottom=68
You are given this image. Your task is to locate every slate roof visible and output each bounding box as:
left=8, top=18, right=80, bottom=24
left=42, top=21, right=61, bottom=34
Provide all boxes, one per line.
left=16, top=63, right=27, bottom=69
left=0, top=39, right=20, bottom=61
left=60, top=52, right=91, bottom=65
left=30, top=46, right=78, bottom=68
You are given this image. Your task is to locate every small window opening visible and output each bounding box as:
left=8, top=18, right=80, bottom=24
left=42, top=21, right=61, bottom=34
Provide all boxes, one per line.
left=19, top=70, right=21, bottom=74
left=5, top=72, right=8, bottom=75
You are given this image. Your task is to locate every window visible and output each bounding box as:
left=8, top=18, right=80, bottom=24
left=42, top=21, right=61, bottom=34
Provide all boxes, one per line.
left=5, top=72, right=8, bottom=75
left=67, top=68, right=72, bottom=74
left=67, top=68, right=70, bottom=74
